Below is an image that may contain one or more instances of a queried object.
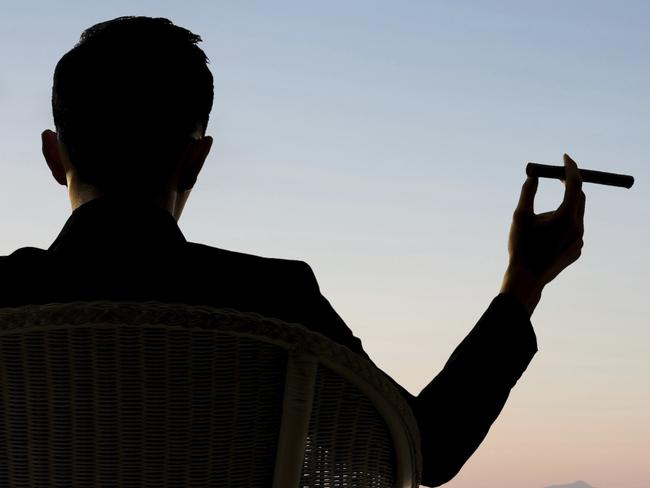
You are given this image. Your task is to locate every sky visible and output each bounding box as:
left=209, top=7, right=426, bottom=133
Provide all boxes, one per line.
left=1, top=1, right=648, bottom=487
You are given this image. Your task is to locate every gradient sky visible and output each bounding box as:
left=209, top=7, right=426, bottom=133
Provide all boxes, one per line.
left=1, top=2, right=648, bottom=487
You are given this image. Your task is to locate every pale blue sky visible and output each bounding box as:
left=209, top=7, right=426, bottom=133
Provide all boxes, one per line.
left=1, top=2, right=648, bottom=487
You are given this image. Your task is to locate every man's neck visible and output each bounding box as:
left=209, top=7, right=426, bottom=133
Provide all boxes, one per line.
left=67, top=179, right=178, bottom=220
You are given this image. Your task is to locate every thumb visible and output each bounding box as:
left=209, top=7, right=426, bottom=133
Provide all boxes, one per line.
left=515, top=176, right=538, bottom=220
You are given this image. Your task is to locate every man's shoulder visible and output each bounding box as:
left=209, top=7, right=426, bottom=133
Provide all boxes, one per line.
left=0, top=247, right=51, bottom=305
left=185, top=241, right=314, bottom=278
left=0, top=246, right=48, bottom=267
left=183, top=242, right=320, bottom=301
left=0, top=241, right=314, bottom=277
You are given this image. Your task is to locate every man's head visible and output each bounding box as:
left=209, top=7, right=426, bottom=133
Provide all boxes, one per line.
left=42, top=16, right=214, bottom=219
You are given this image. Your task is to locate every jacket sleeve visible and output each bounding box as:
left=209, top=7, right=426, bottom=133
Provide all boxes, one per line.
left=297, top=262, right=538, bottom=487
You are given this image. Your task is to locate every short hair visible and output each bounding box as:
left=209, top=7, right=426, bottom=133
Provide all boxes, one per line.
left=52, top=16, right=214, bottom=196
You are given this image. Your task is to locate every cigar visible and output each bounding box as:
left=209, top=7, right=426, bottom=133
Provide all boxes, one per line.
left=526, top=163, right=635, bottom=189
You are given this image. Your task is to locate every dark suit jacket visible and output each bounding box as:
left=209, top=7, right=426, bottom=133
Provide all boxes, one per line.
left=0, top=195, right=537, bottom=487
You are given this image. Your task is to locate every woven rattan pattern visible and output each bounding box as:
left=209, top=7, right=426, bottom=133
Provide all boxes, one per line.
left=302, top=366, right=396, bottom=487
left=0, top=311, right=287, bottom=486
left=0, top=300, right=422, bottom=486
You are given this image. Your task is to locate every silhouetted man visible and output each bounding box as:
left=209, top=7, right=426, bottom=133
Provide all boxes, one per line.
left=1, top=16, right=585, bottom=487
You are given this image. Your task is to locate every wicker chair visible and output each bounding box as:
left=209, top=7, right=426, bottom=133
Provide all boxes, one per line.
left=0, top=301, right=422, bottom=487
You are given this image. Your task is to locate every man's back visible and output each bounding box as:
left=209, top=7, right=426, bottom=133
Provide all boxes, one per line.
left=0, top=195, right=367, bottom=357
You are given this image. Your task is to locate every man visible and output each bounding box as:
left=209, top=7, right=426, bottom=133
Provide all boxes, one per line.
left=2, top=16, right=585, bottom=487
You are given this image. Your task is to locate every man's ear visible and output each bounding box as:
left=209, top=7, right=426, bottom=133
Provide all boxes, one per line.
left=41, top=129, right=68, bottom=186
left=177, top=135, right=213, bottom=193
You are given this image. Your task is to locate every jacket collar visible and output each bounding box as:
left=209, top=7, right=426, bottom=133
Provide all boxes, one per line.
left=48, top=194, right=187, bottom=256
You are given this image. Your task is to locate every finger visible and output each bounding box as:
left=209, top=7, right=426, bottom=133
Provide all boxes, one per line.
left=541, top=238, right=584, bottom=284
left=577, top=189, right=586, bottom=227
left=558, top=153, right=583, bottom=216
left=560, top=227, right=583, bottom=249
left=560, top=237, right=583, bottom=264
left=514, top=176, right=538, bottom=220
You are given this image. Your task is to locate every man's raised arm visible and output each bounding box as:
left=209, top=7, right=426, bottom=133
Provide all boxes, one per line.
left=299, top=154, right=585, bottom=487
left=416, top=153, right=585, bottom=485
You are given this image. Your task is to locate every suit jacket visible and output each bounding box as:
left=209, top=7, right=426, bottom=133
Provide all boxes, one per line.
left=0, top=195, right=537, bottom=487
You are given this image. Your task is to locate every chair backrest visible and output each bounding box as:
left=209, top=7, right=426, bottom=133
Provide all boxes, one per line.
left=0, top=301, right=422, bottom=487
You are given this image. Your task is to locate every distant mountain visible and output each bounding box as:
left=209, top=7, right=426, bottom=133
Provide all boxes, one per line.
left=545, top=481, right=598, bottom=488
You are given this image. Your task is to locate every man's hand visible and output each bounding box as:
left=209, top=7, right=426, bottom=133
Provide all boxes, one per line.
left=500, top=153, right=586, bottom=316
